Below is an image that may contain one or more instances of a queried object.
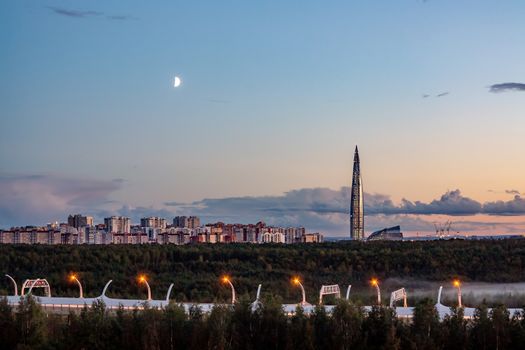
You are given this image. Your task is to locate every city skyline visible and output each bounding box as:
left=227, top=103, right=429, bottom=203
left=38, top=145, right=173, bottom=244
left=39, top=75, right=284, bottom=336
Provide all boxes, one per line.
left=0, top=214, right=323, bottom=245
left=1, top=1, right=525, bottom=236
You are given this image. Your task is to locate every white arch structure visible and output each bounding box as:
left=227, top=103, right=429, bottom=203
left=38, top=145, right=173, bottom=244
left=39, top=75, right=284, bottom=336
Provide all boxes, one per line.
left=21, top=279, right=51, bottom=297
left=2, top=279, right=523, bottom=320
left=319, top=285, right=341, bottom=304
left=389, top=288, right=407, bottom=307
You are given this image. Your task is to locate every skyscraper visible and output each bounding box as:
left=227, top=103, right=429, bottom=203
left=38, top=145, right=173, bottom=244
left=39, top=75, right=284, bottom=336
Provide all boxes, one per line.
left=104, top=216, right=131, bottom=234
left=67, top=214, right=93, bottom=229
left=350, top=146, right=364, bottom=240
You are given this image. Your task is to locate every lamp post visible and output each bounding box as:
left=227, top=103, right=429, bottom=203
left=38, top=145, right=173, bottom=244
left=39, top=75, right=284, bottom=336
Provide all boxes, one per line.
left=453, top=280, right=462, bottom=307
left=69, top=274, right=84, bottom=298
left=371, top=278, right=381, bottom=305
left=5, top=274, right=18, bottom=296
left=221, top=276, right=236, bottom=304
left=138, top=275, right=152, bottom=301
left=346, top=285, right=352, bottom=300
left=292, top=277, right=307, bottom=305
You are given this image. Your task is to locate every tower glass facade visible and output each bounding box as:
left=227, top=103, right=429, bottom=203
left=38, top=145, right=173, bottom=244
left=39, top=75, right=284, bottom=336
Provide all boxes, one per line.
left=350, top=146, right=364, bottom=240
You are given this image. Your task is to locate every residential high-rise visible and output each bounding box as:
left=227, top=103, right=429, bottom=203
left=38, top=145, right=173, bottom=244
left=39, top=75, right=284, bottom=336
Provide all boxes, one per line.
left=188, top=216, right=200, bottom=228
left=68, top=214, right=93, bottom=228
left=173, top=216, right=200, bottom=228
left=140, top=217, right=167, bottom=229
left=173, top=216, right=188, bottom=228
left=104, top=216, right=130, bottom=234
left=350, top=146, right=364, bottom=240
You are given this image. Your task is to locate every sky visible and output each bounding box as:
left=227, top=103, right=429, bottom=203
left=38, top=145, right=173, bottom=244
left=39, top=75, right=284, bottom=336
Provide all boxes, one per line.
left=1, top=0, right=524, bottom=236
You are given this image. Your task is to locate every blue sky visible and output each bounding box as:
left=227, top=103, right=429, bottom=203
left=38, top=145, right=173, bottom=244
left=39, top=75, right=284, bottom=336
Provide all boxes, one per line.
left=1, top=0, right=525, bottom=235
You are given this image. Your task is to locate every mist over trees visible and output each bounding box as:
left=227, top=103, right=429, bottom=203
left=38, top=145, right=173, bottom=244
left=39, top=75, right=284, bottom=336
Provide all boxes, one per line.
left=1, top=240, right=524, bottom=303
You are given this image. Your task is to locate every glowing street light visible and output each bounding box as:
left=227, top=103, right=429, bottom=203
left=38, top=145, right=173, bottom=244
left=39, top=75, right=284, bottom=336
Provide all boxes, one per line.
left=138, top=275, right=152, bottom=301
left=221, top=275, right=236, bottom=304
left=370, top=278, right=381, bottom=305
left=453, top=279, right=462, bottom=307
left=69, top=274, right=84, bottom=298
left=292, top=277, right=307, bottom=305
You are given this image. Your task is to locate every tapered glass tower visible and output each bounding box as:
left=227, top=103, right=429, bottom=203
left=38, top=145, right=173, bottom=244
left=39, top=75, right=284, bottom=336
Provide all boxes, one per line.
left=350, top=146, right=364, bottom=240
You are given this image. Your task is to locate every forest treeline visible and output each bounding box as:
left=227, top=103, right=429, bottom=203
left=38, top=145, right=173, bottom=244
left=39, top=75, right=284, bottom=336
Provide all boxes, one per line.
left=1, top=295, right=525, bottom=350
left=0, top=239, right=524, bottom=302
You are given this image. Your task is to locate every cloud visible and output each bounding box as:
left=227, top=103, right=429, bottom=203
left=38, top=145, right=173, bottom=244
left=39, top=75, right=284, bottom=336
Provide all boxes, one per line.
left=166, top=188, right=525, bottom=234
left=47, top=6, right=135, bottom=21
left=2, top=175, right=524, bottom=235
left=106, top=15, right=137, bottom=21
left=166, top=188, right=351, bottom=233
left=164, top=201, right=186, bottom=207
left=47, top=6, right=102, bottom=18
left=489, top=82, right=525, bottom=93
left=505, top=189, right=521, bottom=195
left=483, top=195, right=525, bottom=216
left=0, top=174, right=123, bottom=227
left=400, top=190, right=483, bottom=215
left=207, top=99, right=232, bottom=104
left=366, top=190, right=525, bottom=216
left=116, top=205, right=176, bottom=222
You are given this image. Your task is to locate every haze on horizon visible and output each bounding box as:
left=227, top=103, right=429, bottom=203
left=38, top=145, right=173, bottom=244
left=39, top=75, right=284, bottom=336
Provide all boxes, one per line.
left=1, top=0, right=524, bottom=236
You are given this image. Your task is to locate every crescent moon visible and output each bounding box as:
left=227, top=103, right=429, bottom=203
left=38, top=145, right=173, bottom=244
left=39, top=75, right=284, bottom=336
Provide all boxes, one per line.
left=173, top=76, right=182, bottom=88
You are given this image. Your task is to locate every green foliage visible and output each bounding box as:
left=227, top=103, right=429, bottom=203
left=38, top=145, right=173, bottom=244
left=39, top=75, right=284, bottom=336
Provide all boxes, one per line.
left=1, top=297, right=525, bottom=349
left=15, top=295, right=47, bottom=349
left=0, top=297, right=18, bottom=350
left=331, top=299, right=365, bottom=349
left=362, top=305, right=401, bottom=350
left=1, top=240, right=525, bottom=302
left=442, top=306, right=468, bottom=350
left=410, top=298, right=442, bottom=350
left=288, top=306, right=314, bottom=350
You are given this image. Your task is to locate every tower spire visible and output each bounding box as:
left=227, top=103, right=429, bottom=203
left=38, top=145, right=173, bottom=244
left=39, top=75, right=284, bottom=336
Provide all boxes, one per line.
left=350, top=145, right=364, bottom=240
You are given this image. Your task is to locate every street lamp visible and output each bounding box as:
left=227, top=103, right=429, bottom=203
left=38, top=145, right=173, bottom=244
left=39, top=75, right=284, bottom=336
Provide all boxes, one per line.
left=221, top=275, right=236, bottom=304
left=370, top=278, right=381, bottom=305
left=138, top=275, right=152, bottom=301
left=291, top=277, right=307, bottom=305
left=69, top=274, right=84, bottom=298
left=5, top=274, right=18, bottom=296
left=453, top=279, right=462, bottom=307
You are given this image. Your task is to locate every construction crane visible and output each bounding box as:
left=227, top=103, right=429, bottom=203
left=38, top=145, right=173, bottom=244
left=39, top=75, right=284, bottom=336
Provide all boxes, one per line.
left=433, top=221, right=454, bottom=238
left=445, top=221, right=452, bottom=236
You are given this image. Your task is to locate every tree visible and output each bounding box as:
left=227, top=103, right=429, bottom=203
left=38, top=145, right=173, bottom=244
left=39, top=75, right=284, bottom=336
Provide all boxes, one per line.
left=470, top=303, right=492, bottom=350
left=230, top=298, right=256, bottom=350
left=311, top=304, right=333, bottom=350
left=490, top=305, right=510, bottom=350
left=410, top=298, right=442, bottom=350
left=187, top=305, right=208, bottom=349
left=160, top=302, right=188, bottom=350
left=139, top=304, right=163, bottom=350
left=442, top=306, right=468, bottom=350
left=287, top=306, right=314, bottom=350
left=66, top=300, right=115, bottom=350
left=15, top=295, right=47, bottom=349
left=0, top=297, right=18, bottom=350
left=253, top=296, right=287, bottom=350
left=362, top=305, right=400, bottom=350
left=331, top=299, right=364, bottom=350
left=207, top=305, right=232, bottom=350
left=508, top=310, right=525, bottom=350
